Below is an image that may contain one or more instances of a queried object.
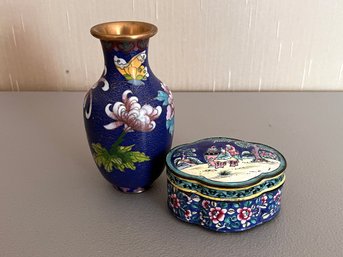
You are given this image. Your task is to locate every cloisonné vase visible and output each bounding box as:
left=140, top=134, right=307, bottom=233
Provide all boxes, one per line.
left=83, top=21, right=174, bottom=193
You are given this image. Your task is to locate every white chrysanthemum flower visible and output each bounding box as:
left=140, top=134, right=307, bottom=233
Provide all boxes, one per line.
left=104, top=90, right=161, bottom=132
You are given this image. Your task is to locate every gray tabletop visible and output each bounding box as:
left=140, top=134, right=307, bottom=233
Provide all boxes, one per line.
left=0, top=92, right=342, bottom=257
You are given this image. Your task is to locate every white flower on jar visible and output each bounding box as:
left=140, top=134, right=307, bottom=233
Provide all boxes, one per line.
left=104, top=90, right=162, bottom=132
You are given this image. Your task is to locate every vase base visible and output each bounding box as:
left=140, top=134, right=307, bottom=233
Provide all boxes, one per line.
left=113, top=185, right=149, bottom=194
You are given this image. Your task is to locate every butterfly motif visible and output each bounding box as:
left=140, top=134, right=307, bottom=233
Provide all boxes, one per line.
left=114, top=51, right=149, bottom=86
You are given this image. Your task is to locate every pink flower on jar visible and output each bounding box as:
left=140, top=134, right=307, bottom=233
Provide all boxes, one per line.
left=166, top=105, right=175, bottom=120
left=202, top=200, right=210, bottom=209
left=274, top=190, right=282, bottom=205
left=209, top=207, right=227, bottom=224
left=261, top=194, right=268, bottom=205
left=237, top=207, right=252, bottom=224
left=161, top=83, right=175, bottom=120
left=184, top=210, right=192, bottom=220
left=170, top=194, right=180, bottom=209
left=161, top=83, right=173, bottom=105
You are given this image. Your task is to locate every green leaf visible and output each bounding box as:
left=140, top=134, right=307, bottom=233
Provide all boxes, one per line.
left=110, top=131, right=127, bottom=153
left=136, top=75, right=144, bottom=80
left=119, top=145, right=134, bottom=152
left=123, top=74, right=133, bottom=80
left=128, top=151, right=150, bottom=162
left=244, top=201, right=252, bottom=207
left=92, top=142, right=150, bottom=173
left=104, top=160, right=114, bottom=172
left=233, top=203, right=240, bottom=208
left=166, top=117, right=174, bottom=134
left=126, top=162, right=136, bottom=170
left=224, top=217, right=232, bottom=224
left=231, top=221, right=240, bottom=228
left=92, top=143, right=106, bottom=155
left=111, top=158, right=122, bottom=165
left=92, top=143, right=112, bottom=172
left=221, top=202, right=228, bottom=209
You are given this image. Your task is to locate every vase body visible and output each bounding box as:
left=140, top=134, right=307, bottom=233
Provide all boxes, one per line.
left=83, top=22, right=174, bottom=193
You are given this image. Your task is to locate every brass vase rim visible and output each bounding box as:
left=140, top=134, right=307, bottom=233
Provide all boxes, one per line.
left=90, top=21, right=158, bottom=41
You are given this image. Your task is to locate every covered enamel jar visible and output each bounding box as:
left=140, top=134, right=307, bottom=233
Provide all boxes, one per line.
left=166, top=137, right=286, bottom=232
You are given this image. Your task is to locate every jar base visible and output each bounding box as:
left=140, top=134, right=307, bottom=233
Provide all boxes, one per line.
left=113, top=185, right=150, bottom=194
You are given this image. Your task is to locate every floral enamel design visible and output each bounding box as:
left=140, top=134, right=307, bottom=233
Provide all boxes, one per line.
left=273, top=190, right=282, bottom=205
left=92, top=90, right=162, bottom=172
left=104, top=90, right=161, bottom=132
left=237, top=207, right=253, bottom=227
left=167, top=183, right=282, bottom=232
left=155, top=82, right=175, bottom=134
left=84, top=66, right=109, bottom=119
left=114, top=51, right=149, bottom=86
left=209, top=207, right=227, bottom=224
left=103, top=39, right=148, bottom=53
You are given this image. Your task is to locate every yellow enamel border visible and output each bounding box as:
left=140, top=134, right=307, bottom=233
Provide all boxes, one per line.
left=167, top=174, right=285, bottom=202
left=167, top=171, right=285, bottom=191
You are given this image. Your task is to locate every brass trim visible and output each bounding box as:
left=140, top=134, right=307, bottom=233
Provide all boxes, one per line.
left=168, top=175, right=285, bottom=202
left=167, top=171, right=285, bottom=191
left=90, top=21, right=157, bottom=41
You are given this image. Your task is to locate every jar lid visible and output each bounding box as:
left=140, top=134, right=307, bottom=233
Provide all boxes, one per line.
left=166, top=137, right=287, bottom=189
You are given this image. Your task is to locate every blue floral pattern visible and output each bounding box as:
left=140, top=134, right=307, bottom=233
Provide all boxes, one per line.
left=167, top=182, right=282, bottom=232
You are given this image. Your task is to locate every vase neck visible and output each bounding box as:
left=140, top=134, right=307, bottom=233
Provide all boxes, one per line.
left=100, top=39, right=150, bottom=76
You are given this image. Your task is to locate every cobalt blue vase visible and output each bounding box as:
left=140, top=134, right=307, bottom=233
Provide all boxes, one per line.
left=83, top=21, right=174, bottom=193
